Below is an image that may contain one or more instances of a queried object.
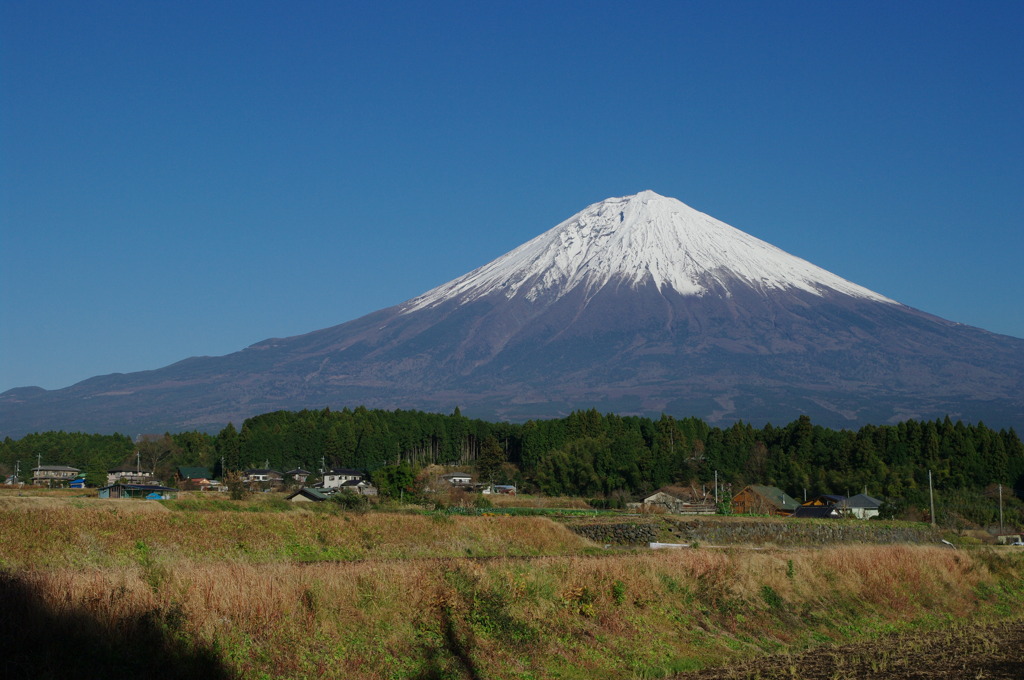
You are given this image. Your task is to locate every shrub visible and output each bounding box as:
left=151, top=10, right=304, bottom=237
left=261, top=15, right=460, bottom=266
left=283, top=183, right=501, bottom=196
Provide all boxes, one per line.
left=330, top=492, right=369, bottom=511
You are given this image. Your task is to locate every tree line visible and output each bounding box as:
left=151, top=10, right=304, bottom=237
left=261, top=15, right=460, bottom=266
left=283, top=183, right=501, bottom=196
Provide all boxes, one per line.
left=2, top=409, right=1022, bottom=512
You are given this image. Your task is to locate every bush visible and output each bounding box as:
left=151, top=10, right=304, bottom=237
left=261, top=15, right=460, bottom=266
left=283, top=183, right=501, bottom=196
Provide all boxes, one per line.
left=329, top=491, right=369, bottom=511
left=588, top=498, right=625, bottom=510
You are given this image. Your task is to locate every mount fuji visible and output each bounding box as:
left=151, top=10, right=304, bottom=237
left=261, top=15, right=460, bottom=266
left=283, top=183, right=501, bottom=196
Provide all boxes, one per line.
left=3, top=191, right=1022, bottom=436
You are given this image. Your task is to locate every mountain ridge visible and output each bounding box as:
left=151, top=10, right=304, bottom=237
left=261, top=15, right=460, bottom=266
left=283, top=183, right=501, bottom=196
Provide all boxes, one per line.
left=2, top=191, right=1022, bottom=436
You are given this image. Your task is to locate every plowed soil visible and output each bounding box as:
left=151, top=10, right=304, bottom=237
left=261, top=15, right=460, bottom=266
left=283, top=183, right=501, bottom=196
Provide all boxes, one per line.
left=675, top=619, right=1024, bottom=679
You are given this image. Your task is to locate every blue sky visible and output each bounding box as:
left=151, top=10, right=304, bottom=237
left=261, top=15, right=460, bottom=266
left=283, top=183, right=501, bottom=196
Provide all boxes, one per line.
left=2, top=0, right=1022, bottom=393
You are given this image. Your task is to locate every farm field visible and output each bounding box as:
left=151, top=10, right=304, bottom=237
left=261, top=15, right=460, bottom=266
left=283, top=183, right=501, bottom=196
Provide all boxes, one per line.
left=2, top=494, right=1023, bottom=679
left=676, top=618, right=1024, bottom=679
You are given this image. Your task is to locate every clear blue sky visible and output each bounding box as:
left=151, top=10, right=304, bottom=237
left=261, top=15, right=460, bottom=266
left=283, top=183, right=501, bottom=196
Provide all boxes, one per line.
left=2, top=1, right=1022, bottom=393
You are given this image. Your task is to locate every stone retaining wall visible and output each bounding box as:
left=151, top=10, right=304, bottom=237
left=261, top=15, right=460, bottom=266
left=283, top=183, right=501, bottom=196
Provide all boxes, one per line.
left=568, top=522, right=658, bottom=545
left=567, top=517, right=940, bottom=546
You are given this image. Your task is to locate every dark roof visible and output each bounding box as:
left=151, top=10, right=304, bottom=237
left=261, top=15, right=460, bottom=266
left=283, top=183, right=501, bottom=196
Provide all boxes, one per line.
left=844, top=493, right=883, bottom=509
left=109, top=466, right=150, bottom=473
left=791, top=506, right=841, bottom=519
left=285, top=468, right=311, bottom=475
left=287, top=487, right=340, bottom=502
left=177, top=466, right=212, bottom=479
left=33, top=465, right=81, bottom=472
left=244, top=468, right=283, bottom=475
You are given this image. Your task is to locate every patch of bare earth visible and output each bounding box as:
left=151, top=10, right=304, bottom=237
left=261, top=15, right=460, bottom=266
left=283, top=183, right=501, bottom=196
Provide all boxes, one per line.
left=675, top=619, right=1024, bottom=679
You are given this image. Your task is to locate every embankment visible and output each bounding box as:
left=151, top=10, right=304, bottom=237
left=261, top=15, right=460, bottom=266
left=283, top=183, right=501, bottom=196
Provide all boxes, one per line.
left=567, top=515, right=940, bottom=546
left=3, top=544, right=1023, bottom=679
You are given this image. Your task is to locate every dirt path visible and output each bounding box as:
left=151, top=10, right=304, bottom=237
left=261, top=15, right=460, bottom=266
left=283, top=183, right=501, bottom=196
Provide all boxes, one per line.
left=674, top=619, right=1024, bottom=679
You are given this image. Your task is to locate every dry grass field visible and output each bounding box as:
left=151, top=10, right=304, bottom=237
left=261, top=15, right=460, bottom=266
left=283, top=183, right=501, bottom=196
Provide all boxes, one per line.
left=2, top=496, right=1023, bottom=679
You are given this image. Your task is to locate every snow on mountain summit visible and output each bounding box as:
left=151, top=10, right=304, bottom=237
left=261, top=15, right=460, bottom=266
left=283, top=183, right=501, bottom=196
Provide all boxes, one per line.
left=403, top=191, right=895, bottom=312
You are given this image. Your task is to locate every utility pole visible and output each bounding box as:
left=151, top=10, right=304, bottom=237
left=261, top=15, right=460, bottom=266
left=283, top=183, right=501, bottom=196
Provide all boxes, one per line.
left=714, top=470, right=719, bottom=504
left=928, top=469, right=936, bottom=527
left=999, top=483, right=1004, bottom=532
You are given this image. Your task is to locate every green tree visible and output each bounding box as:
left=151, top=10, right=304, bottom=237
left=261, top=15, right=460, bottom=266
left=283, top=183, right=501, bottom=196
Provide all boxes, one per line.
left=372, top=462, right=417, bottom=499
left=476, top=436, right=506, bottom=485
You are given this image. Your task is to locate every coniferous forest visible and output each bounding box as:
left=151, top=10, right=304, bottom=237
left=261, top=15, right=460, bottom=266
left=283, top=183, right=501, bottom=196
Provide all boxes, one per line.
left=3, top=408, right=1023, bottom=523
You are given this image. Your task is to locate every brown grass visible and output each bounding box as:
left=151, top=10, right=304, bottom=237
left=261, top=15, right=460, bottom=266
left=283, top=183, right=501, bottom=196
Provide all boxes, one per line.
left=4, top=498, right=1024, bottom=679
left=0, top=505, right=595, bottom=568
left=6, top=545, right=1022, bottom=679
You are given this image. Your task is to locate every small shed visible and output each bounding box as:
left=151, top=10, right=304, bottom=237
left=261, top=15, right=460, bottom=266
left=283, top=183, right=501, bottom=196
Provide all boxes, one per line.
left=643, top=486, right=716, bottom=515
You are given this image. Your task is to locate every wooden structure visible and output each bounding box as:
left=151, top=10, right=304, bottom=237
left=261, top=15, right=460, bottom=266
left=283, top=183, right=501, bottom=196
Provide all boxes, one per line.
left=732, top=485, right=799, bottom=516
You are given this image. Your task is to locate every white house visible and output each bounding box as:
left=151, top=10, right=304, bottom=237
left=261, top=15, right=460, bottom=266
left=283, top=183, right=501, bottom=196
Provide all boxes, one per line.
left=106, top=466, right=156, bottom=486
left=243, top=469, right=284, bottom=485
left=321, top=468, right=364, bottom=489
left=840, top=493, right=883, bottom=519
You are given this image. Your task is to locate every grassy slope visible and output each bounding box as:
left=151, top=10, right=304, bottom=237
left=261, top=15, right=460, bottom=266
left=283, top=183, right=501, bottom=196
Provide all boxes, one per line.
left=2, top=500, right=1023, bottom=679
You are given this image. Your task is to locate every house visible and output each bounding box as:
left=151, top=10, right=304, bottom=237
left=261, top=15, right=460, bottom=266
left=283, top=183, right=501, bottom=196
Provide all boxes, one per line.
left=69, top=477, right=87, bottom=489
left=840, top=493, right=883, bottom=519
left=339, top=479, right=378, bottom=495
left=321, top=468, right=364, bottom=489
left=243, top=469, right=284, bottom=486
left=285, top=468, right=312, bottom=484
left=643, top=486, right=716, bottom=515
left=732, top=485, right=800, bottom=516
left=31, top=465, right=81, bottom=487
left=98, top=483, right=177, bottom=500
left=440, top=472, right=473, bottom=486
left=107, top=466, right=157, bottom=486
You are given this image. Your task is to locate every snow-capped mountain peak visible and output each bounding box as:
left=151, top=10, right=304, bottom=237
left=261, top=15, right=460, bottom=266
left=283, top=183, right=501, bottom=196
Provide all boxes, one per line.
left=403, top=190, right=895, bottom=313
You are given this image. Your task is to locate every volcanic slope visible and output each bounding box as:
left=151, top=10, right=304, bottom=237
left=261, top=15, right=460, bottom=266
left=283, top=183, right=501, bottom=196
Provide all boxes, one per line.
left=2, top=191, right=1022, bottom=435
